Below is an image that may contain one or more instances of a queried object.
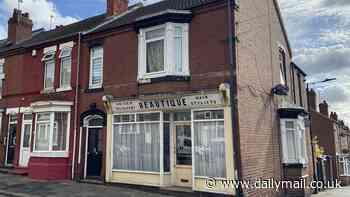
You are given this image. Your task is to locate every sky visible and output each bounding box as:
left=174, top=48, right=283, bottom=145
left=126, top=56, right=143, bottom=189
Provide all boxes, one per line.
left=279, top=0, right=350, bottom=124
left=0, top=0, right=349, bottom=123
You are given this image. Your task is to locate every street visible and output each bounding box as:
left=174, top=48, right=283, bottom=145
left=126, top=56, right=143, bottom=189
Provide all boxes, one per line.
left=312, top=186, right=350, bottom=197
left=0, top=173, right=175, bottom=197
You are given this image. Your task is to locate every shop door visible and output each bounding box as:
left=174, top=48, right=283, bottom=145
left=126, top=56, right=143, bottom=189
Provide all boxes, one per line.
left=174, top=123, right=192, bottom=187
left=6, top=118, right=17, bottom=166
left=86, top=128, right=103, bottom=178
left=19, top=122, right=32, bottom=167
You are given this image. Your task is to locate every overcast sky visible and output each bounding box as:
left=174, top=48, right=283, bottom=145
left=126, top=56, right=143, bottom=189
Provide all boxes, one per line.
left=0, top=0, right=349, bottom=123
left=279, top=0, right=350, bottom=124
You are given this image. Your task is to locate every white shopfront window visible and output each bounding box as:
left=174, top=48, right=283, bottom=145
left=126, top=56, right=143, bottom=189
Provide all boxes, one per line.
left=108, top=92, right=234, bottom=194
left=112, top=112, right=162, bottom=172
left=193, top=109, right=226, bottom=178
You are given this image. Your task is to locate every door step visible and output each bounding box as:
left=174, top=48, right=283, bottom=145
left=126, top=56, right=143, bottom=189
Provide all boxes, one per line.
left=0, top=168, right=28, bottom=176
left=161, top=186, right=193, bottom=193
left=79, top=179, right=104, bottom=185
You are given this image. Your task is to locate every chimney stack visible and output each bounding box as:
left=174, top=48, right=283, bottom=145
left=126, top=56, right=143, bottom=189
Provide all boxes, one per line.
left=307, top=89, right=317, bottom=111
left=107, top=0, right=128, bottom=17
left=330, top=112, right=338, bottom=121
left=8, top=9, right=33, bottom=43
left=319, top=100, right=329, bottom=117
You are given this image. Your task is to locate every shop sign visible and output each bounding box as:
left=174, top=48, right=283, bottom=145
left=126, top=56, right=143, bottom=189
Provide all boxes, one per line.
left=111, top=92, right=224, bottom=113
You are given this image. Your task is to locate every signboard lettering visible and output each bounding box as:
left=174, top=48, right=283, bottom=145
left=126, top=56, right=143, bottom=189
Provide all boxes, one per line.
left=111, top=93, right=224, bottom=113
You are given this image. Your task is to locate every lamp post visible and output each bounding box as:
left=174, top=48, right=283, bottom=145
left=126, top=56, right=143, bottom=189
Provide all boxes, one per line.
left=306, top=78, right=336, bottom=90
left=306, top=77, right=336, bottom=194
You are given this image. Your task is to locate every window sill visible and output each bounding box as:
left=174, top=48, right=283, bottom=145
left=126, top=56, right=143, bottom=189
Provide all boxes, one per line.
left=283, top=163, right=308, bottom=168
left=138, top=75, right=191, bottom=84
left=40, top=88, right=55, bottom=94
left=56, top=87, right=72, bottom=92
left=31, top=151, right=69, bottom=158
left=85, top=87, right=104, bottom=93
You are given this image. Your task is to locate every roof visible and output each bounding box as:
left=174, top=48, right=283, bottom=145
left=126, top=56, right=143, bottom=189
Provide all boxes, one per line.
left=0, top=0, right=219, bottom=55
left=291, top=62, right=307, bottom=76
left=90, top=0, right=218, bottom=33
left=0, top=14, right=107, bottom=54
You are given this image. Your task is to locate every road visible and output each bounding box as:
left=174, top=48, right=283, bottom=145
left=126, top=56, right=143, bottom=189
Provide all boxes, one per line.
left=312, top=186, right=350, bottom=197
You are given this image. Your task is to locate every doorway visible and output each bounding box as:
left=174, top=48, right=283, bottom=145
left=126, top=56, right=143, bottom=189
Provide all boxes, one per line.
left=86, top=127, right=103, bottom=178
left=5, top=114, right=17, bottom=167
left=173, top=111, right=192, bottom=187
left=19, top=114, right=32, bottom=167
left=84, top=116, right=104, bottom=179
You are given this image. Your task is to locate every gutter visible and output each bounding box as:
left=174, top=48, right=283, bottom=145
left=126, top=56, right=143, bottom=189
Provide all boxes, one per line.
left=227, top=0, right=244, bottom=196
left=72, top=32, right=82, bottom=180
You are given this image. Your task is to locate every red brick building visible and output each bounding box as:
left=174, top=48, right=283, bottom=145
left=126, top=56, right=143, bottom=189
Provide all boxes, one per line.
left=0, top=0, right=313, bottom=196
left=308, top=90, right=350, bottom=186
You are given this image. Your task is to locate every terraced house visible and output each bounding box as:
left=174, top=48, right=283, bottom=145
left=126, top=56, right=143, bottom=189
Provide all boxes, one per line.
left=0, top=0, right=313, bottom=196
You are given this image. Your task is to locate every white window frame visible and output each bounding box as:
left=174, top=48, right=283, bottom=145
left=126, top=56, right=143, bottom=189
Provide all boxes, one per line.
left=111, top=111, right=163, bottom=174
left=32, top=111, right=70, bottom=157
left=57, top=47, right=72, bottom=91
left=191, top=108, right=226, bottom=180
left=138, top=23, right=189, bottom=80
left=280, top=117, right=308, bottom=165
left=278, top=46, right=287, bottom=85
left=42, top=51, right=56, bottom=91
left=89, top=46, right=103, bottom=89
left=339, top=156, right=350, bottom=176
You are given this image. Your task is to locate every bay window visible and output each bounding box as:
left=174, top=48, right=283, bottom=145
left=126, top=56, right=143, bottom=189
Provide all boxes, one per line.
left=138, top=23, right=189, bottom=80
left=89, top=46, right=103, bottom=89
left=42, top=51, right=56, bottom=90
left=193, top=109, right=226, bottom=178
left=59, top=47, right=72, bottom=90
left=34, top=112, right=70, bottom=154
left=280, top=117, right=308, bottom=164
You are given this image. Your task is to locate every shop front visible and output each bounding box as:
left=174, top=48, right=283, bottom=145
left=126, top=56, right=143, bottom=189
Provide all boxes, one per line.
left=104, top=90, right=235, bottom=195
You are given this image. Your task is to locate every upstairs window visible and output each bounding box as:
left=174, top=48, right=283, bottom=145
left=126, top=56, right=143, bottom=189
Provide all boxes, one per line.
left=42, top=51, right=55, bottom=90
left=280, top=117, right=308, bottom=165
left=297, top=73, right=304, bottom=107
left=138, top=23, right=189, bottom=80
left=279, top=48, right=287, bottom=85
left=89, top=46, right=103, bottom=89
left=59, top=47, right=72, bottom=90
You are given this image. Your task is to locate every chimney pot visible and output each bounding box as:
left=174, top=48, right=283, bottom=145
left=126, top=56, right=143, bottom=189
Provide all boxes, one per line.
left=107, top=0, right=128, bottom=17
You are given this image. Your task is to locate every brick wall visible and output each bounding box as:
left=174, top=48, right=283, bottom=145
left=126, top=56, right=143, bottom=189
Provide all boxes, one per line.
left=236, top=0, right=312, bottom=196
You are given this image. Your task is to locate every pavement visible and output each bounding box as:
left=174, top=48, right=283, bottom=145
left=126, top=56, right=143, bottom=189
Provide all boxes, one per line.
left=312, top=186, right=350, bottom=197
left=0, top=173, right=176, bottom=197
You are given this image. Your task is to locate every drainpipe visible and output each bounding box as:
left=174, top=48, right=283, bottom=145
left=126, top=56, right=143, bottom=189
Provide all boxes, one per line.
left=72, top=32, right=82, bottom=180
left=227, top=0, right=244, bottom=196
